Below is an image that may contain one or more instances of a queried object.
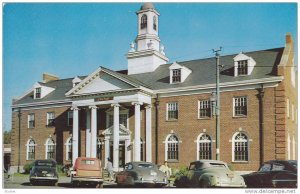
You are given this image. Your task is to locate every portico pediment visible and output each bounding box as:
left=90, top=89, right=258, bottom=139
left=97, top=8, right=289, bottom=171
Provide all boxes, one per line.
left=102, top=124, right=132, bottom=136
left=66, top=66, right=148, bottom=97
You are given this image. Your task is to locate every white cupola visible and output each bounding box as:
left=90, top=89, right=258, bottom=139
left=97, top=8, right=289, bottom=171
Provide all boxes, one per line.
left=127, top=3, right=169, bottom=75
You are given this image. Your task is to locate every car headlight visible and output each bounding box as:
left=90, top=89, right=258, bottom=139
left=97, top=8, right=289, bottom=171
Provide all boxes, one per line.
left=46, top=173, right=54, bottom=177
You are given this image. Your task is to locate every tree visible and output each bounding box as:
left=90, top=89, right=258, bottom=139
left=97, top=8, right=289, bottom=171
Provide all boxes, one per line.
left=4, top=130, right=11, bottom=144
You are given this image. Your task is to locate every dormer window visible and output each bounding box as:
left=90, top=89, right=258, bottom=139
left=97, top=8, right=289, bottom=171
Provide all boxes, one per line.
left=35, top=88, right=41, bottom=99
left=141, top=14, right=147, bottom=29
left=153, top=16, right=157, bottom=30
left=237, top=60, right=248, bottom=75
left=172, top=69, right=181, bottom=83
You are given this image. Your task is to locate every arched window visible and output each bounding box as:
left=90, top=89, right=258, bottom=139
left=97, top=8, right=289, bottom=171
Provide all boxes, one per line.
left=141, top=14, right=147, bottom=29
left=153, top=16, right=157, bottom=30
left=197, top=133, right=212, bottom=160
left=45, top=138, right=56, bottom=159
left=26, top=139, right=36, bottom=160
left=65, top=137, right=72, bottom=161
left=165, top=134, right=179, bottom=161
left=233, top=132, right=249, bottom=161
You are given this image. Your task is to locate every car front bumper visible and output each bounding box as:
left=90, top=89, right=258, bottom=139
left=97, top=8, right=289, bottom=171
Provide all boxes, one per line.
left=215, top=182, right=246, bottom=188
left=135, top=179, right=168, bottom=185
left=30, top=177, right=58, bottom=182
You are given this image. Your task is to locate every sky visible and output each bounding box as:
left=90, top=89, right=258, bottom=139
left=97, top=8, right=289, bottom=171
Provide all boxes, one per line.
left=3, top=2, right=297, bottom=131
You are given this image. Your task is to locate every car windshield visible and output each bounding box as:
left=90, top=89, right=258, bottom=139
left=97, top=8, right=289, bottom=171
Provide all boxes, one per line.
left=209, top=163, right=227, bottom=168
left=35, top=161, right=55, bottom=167
left=287, top=161, right=297, bottom=168
left=137, top=163, right=154, bottom=168
left=80, top=160, right=95, bottom=165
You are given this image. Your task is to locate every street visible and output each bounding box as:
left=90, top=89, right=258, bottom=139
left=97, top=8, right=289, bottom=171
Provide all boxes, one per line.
left=3, top=174, right=174, bottom=189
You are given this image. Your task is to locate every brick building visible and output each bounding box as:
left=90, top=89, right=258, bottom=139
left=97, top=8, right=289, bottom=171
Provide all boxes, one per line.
left=11, top=3, right=297, bottom=173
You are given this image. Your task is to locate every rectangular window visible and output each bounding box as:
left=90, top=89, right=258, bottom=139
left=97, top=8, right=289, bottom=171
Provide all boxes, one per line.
left=234, top=97, right=247, bottom=116
left=68, top=111, right=73, bottom=126
left=28, top=145, right=35, bottom=160
left=47, top=112, right=55, bottom=127
left=35, top=87, right=41, bottom=99
left=167, top=102, right=178, bottom=120
left=199, top=100, right=211, bottom=118
left=172, top=69, right=181, bottom=83
left=237, top=60, right=248, bottom=75
left=108, top=113, right=128, bottom=128
left=28, top=113, right=35, bottom=128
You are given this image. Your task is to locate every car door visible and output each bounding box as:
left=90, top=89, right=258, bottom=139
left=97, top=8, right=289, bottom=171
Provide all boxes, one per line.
left=271, top=163, right=297, bottom=188
left=187, top=163, right=197, bottom=187
left=247, top=163, right=272, bottom=187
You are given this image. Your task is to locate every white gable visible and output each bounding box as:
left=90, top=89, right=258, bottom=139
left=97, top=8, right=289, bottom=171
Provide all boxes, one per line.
left=33, top=82, right=55, bottom=99
left=169, top=62, right=192, bottom=83
left=72, top=76, right=82, bottom=87
left=233, top=52, right=256, bottom=76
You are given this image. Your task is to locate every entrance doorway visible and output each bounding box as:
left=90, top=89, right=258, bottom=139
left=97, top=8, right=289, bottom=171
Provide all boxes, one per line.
left=110, top=141, right=125, bottom=168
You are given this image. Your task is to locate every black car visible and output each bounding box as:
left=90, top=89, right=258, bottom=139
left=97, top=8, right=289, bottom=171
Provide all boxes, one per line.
left=242, top=160, right=297, bottom=188
left=29, top=159, right=59, bottom=186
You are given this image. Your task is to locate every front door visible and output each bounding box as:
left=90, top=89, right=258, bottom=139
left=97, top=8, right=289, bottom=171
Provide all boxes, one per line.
left=110, top=141, right=125, bottom=168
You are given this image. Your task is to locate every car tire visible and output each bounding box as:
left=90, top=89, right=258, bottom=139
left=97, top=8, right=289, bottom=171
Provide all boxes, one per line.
left=30, top=180, right=35, bottom=186
left=200, top=180, right=210, bottom=188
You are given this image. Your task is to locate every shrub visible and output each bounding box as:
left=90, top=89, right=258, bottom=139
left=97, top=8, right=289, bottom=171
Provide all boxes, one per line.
left=23, top=162, right=34, bottom=174
left=56, top=164, right=64, bottom=173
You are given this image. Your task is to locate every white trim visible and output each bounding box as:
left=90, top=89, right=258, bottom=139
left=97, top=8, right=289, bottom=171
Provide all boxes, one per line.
left=106, top=109, right=129, bottom=129
left=287, top=133, right=291, bottom=160
left=65, top=137, right=72, bottom=161
left=46, top=112, right=55, bottom=126
left=196, top=133, right=212, bottom=160
left=27, top=113, right=35, bottom=128
left=232, top=131, right=249, bottom=162
left=165, top=134, right=180, bottom=161
left=233, top=96, right=248, bottom=117
left=45, top=137, right=56, bottom=159
left=12, top=100, right=71, bottom=109
left=26, top=138, right=36, bottom=160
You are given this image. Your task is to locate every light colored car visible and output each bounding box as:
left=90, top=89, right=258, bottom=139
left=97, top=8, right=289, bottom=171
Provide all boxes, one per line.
left=175, top=160, right=246, bottom=188
left=116, top=162, right=168, bottom=187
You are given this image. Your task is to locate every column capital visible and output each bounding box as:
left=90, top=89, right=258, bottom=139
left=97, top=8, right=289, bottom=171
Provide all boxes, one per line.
left=89, top=105, right=98, bottom=110
left=71, top=106, right=79, bottom=111
left=145, top=104, right=152, bottom=109
left=132, top=102, right=143, bottom=106
left=111, top=103, right=120, bottom=108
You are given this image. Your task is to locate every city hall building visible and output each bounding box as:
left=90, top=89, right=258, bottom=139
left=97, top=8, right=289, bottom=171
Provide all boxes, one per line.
left=11, top=3, right=297, bottom=173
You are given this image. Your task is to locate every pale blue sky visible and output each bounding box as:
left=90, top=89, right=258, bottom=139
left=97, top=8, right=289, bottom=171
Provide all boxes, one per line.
left=3, top=3, right=297, bottom=131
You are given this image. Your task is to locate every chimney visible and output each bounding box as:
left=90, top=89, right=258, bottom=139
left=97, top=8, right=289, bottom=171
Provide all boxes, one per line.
left=43, top=72, right=59, bottom=83
left=285, top=32, right=293, bottom=44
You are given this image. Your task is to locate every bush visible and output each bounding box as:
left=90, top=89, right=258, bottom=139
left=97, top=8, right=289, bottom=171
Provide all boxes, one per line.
left=56, top=164, right=64, bottom=173
left=23, top=162, right=34, bottom=174
left=176, top=166, right=189, bottom=177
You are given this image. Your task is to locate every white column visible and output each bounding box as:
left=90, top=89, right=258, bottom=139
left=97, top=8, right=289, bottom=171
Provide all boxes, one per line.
left=90, top=105, right=98, bottom=158
left=145, top=105, right=152, bottom=162
left=104, top=137, right=109, bottom=169
left=71, top=106, right=79, bottom=166
left=133, top=102, right=142, bottom=161
left=125, top=139, right=131, bottom=164
left=85, top=108, right=91, bottom=157
left=112, top=103, right=120, bottom=171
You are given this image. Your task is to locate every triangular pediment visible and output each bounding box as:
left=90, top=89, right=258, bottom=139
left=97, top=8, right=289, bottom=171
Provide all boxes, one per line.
left=66, top=67, right=139, bottom=96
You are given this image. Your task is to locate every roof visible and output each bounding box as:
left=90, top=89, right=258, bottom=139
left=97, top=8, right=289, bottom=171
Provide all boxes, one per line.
left=13, top=47, right=284, bottom=106
left=140, top=3, right=155, bottom=10
left=129, top=48, right=284, bottom=90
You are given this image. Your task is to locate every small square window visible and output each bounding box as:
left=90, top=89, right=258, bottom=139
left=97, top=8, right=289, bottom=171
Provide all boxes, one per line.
left=199, top=100, right=211, bottom=118
left=172, top=69, right=181, bottom=83
left=237, top=60, right=248, bottom=76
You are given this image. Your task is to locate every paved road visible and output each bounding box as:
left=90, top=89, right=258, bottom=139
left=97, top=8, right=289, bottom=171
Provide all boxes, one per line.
left=3, top=175, right=174, bottom=189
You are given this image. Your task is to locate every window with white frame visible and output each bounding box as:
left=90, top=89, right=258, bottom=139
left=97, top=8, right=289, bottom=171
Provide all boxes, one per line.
left=141, top=14, right=147, bottom=29
left=45, top=138, right=55, bottom=159
left=28, top=113, right=35, bottom=128
left=68, top=111, right=73, bottom=126
left=199, top=100, right=211, bottom=118
left=167, top=102, right=178, bottom=120
left=233, top=132, right=249, bottom=162
left=153, top=16, right=157, bottom=30
left=234, top=97, right=247, bottom=116
left=26, top=139, right=36, bottom=160
left=107, top=113, right=128, bottom=128
left=197, top=134, right=212, bottom=160
left=172, top=69, right=181, bottom=83
left=237, top=60, right=248, bottom=75
left=35, top=87, right=41, bottom=99
left=65, top=137, right=72, bottom=161
left=166, top=134, right=179, bottom=161
left=47, top=112, right=55, bottom=126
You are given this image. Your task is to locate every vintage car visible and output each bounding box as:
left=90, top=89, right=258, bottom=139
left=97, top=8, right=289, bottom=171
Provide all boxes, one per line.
left=242, top=160, right=297, bottom=188
left=174, top=160, right=246, bottom=188
left=115, top=161, right=168, bottom=187
left=71, top=157, right=104, bottom=188
left=29, top=159, right=58, bottom=186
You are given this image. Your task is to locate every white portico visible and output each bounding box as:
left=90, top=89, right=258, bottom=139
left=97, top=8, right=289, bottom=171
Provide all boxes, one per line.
left=66, top=66, right=153, bottom=171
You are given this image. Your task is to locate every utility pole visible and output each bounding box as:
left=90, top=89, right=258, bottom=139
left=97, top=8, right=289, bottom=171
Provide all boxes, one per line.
left=213, top=47, right=222, bottom=161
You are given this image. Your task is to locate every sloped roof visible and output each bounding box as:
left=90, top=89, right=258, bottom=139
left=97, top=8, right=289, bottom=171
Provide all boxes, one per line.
left=13, top=47, right=284, bottom=105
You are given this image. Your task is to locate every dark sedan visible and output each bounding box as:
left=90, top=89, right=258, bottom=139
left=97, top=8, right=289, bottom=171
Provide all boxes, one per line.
left=29, top=159, right=59, bottom=186
left=242, top=160, right=297, bottom=188
left=115, top=162, right=168, bottom=187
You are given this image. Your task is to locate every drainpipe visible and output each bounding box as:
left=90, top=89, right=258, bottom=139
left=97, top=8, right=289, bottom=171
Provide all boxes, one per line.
left=154, top=95, right=160, bottom=164
left=17, top=108, right=21, bottom=173
left=257, top=85, right=265, bottom=166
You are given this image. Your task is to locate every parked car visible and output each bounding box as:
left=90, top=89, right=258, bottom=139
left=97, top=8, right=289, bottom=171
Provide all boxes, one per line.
left=71, top=157, right=104, bottom=188
left=29, top=159, right=58, bottom=186
left=174, top=160, right=246, bottom=188
left=116, top=161, right=168, bottom=187
left=242, top=160, right=297, bottom=188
